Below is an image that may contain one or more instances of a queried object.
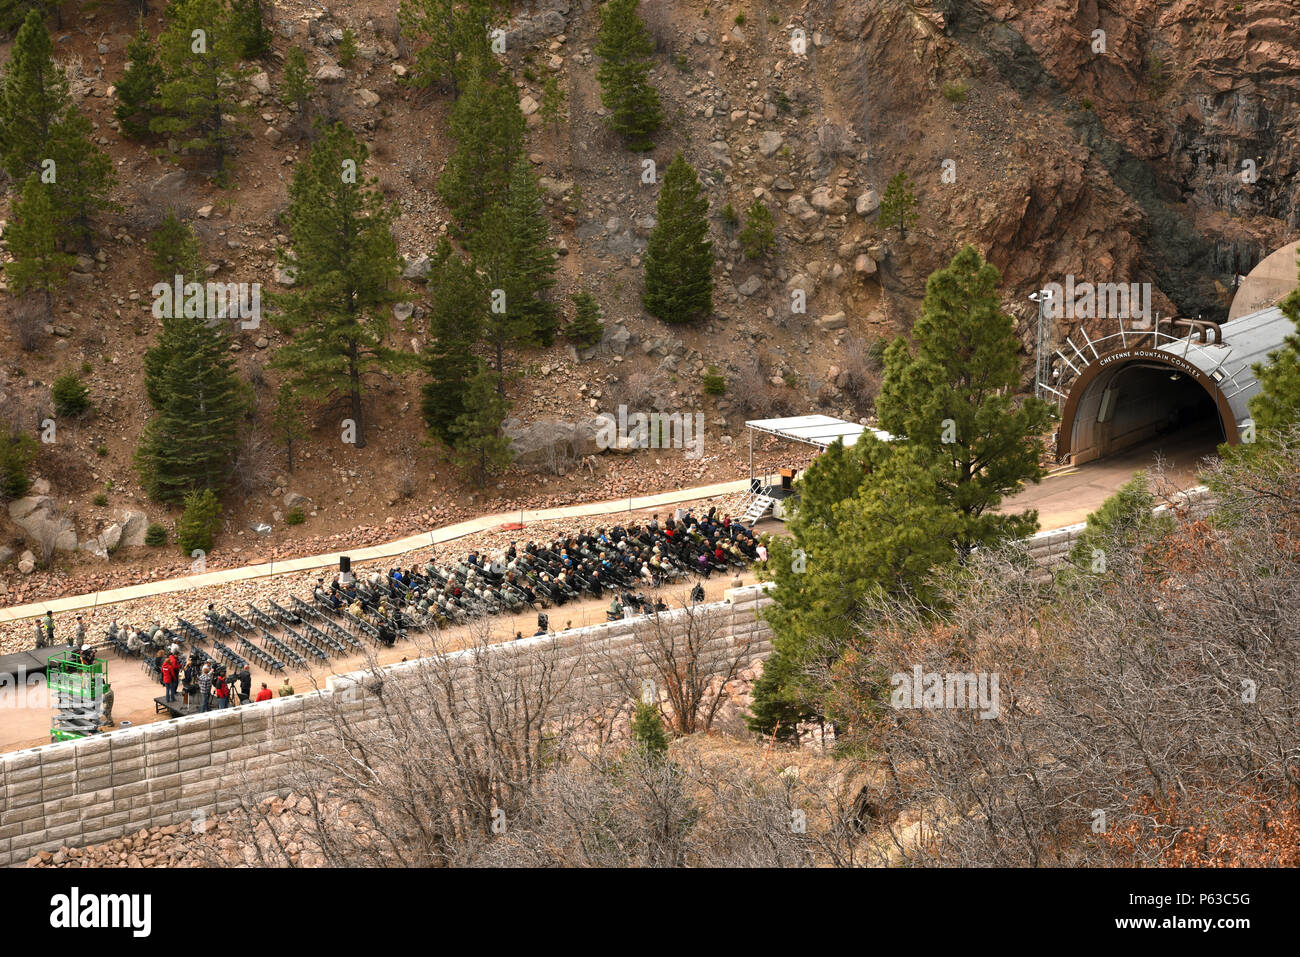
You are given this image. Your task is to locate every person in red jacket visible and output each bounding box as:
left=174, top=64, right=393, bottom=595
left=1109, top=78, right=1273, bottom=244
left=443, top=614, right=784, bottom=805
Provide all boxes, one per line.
left=160, top=652, right=179, bottom=703
left=213, top=669, right=231, bottom=709
left=255, top=683, right=273, bottom=703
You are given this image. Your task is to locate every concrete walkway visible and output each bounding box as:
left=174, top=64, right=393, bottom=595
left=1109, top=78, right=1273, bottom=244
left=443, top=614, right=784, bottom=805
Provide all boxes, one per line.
left=0, top=479, right=751, bottom=625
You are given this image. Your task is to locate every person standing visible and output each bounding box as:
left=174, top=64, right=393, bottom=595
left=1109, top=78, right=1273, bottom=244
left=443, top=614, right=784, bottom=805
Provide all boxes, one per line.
left=74, top=615, right=87, bottom=648
left=33, top=619, right=44, bottom=650
left=278, top=677, right=295, bottom=697
left=255, top=683, right=273, bottom=702
left=235, top=664, right=252, bottom=706
left=41, top=611, right=54, bottom=648
left=160, top=652, right=179, bottom=703
left=213, top=669, right=230, bottom=709
left=182, top=654, right=200, bottom=706
left=198, top=663, right=213, bottom=712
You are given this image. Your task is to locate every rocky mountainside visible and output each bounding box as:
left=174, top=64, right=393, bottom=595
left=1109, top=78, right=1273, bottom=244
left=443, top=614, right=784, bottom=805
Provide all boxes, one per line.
left=0, top=0, right=1293, bottom=597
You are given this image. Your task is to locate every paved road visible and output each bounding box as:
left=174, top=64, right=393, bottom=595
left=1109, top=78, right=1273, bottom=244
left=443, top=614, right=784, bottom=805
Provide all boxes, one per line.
left=1001, top=424, right=1219, bottom=529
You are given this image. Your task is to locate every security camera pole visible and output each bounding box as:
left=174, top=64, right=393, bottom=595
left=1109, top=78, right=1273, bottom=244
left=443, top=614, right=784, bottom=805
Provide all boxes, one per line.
left=1028, top=288, right=1056, bottom=401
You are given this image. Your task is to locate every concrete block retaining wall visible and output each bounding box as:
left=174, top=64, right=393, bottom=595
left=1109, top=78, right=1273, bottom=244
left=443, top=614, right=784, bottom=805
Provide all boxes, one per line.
left=0, top=587, right=774, bottom=866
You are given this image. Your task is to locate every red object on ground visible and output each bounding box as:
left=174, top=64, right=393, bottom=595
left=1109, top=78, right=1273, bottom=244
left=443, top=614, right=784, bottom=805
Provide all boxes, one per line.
left=499, top=522, right=525, bottom=531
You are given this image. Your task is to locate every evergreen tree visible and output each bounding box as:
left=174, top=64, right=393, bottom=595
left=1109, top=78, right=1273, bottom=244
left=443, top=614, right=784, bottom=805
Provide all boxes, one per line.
left=0, top=0, right=66, bottom=36
left=46, top=104, right=116, bottom=248
left=175, top=487, right=222, bottom=553
left=738, top=198, right=775, bottom=259
left=151, top=0, right=250, bottom=181
left=439, top=71, right=525, bottom=237
left=447, top=360, right=513, bottom=486
left=539, top=73, right=566, bottom=137
left=878, top=170, right=918, bottom=241
left=466, top=155, right=559, bottom=362
left=594, top=0, right=663, bottom=151
left=271, top=382, right=307, bottom=474
left=567, top=289, right=605, bottom=348
left=1248, top=275, right=1300, bottom=436
left=643, top=152, right=713, bottom=324
left=0, top=10, right=69, bottom=181
left=398, top=0, right=499, bottom=96
left=421, top=237, right=485, bottom=444
left=136, top=312, right=249, bottom=502
left=469, top=202, right=534, bottom=393
left=630, top=701, right=670, bottom=757
left=229, top=0, right=272, bottom=60
left=115, top=23, right=161, bottom=138
left=875, top=244, right=1057, bottom=557
left=269, top=122, right=411, bottom=450
left=748, top=439, right=956, bottom=739
left=3, top=174, right=74, bottom=322
left=147, top=212, right=203, bottom=281
left=0, top=431, right=37, bottom=499
left=280, top=45, right=315, bottom=114
left=1066, top=471, right=1173, bottom=571
left=51, top=370, right=90, bottom=417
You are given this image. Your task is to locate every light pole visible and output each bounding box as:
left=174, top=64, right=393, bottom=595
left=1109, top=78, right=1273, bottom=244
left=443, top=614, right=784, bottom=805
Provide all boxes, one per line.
left=1028, top=289, right=1055, bottom=400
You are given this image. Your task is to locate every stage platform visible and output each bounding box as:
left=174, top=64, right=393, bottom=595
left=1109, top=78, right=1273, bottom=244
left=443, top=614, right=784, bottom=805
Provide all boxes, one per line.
left=0, top=644, right=74, bottom=680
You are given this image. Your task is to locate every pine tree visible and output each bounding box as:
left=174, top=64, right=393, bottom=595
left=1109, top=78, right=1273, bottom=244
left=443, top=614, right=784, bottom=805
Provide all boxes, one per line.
left=738, top=198, right=775, bottom=259
left=398, top=0, right=499, bottom=96
left=0, top=431, right=37, bottom=499
left=0, top=10, right=70, bottom=181
left=268, top=122, right=412, bottom=450
left=539, top=73, right=566, bottom=137
left=630, top=701, right=670, bottom=757
left=115, top=23, right=161, bottom=138
left=567, top=289, right=605, bottom=348
left=643, top=152, right=713, bottom=324
left=136, top=312, right=249, bottom=503
left=594, top=0, right=663, bottom=151
left=447, top=360, right=513, bottom=486
left=747, top=438, right=957, bottom=739
left=1066, top=471, right=1173, bottom=570
left=46, top=104, right=116, bottom=248
left=875, top=244, right=1057, bottom=557
left=0, top=1, right=66, bottom=36
left=439, top=71, right=525, bottom=237
left=281, top=45, right=315, bottom=113
left=151, top=0, right=250, bottom=181
left=147, top=212, right=203, bottom=281
left=469, top=203, right=534, bottom=393
left=421, top=237, right=485, bottom=444
left=3, top=174, right=74, bottom=322
left=230, top=0, right=273, bottom=60
left=271, top=382, right=307, bottom=474
left=175, top=487, right=222, bottom=553
left=878, top=170, right=919, bottom=241
left=1248, top=277, right=1300, bottom=436
left=466, top=155, right=559, bottom=363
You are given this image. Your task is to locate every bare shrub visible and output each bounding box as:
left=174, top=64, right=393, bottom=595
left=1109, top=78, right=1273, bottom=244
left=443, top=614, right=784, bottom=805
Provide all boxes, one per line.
left=594, top=599, right=761, bottom=735
left=828, top=435, right=1300, bottom=866
left=726, top=357, right=795, bottom=419
left=837, top=335, right=883, bottom=416
left=10, top=295, right=47, bottom=353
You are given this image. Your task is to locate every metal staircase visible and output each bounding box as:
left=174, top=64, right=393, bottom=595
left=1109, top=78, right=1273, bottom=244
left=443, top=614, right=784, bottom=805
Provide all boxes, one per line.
left=738, top=487, right=777, bottom=524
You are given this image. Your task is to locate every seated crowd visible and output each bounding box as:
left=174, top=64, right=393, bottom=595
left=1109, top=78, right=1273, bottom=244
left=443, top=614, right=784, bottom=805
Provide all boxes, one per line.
left=314, top=506, right=762, bottom=633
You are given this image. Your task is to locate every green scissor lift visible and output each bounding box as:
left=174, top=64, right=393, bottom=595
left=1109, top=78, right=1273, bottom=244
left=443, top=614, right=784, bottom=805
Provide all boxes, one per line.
left=48, top=652, right=108, bottom=742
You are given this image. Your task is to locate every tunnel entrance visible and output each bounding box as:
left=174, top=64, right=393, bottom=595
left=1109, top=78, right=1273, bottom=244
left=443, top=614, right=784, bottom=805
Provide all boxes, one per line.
left=1060, top=354, right=1230, bottom=466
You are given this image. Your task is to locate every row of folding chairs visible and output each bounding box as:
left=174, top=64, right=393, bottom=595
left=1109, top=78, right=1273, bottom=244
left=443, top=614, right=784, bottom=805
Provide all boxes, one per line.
left=175, top=618, right=206, bottom=645
left=267, top=598, right=301, bottom=626
left=318, top=617, right=365, bottom=654
left=342, top=610, right=381, bottom=643
left=205, top=611, right=234, bottom=639
left=290, top=594, right=324, bottom=622
left=238, top=636, right=285, bottom=674
left=223, top=606, right=256, bottom=634
left=246, top=603, right=279, bottom=631
left=261, top=628, right=309, bottom=670
left=301, top=620, right=349, bottom=656
left=282, top=624, right=330, bottom=663
left=211, top=640, right=247, bottom=670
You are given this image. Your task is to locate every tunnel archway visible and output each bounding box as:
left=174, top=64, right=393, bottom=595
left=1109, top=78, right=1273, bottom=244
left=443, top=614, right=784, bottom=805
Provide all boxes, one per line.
left=1058, top=351, right=1233, bottom=465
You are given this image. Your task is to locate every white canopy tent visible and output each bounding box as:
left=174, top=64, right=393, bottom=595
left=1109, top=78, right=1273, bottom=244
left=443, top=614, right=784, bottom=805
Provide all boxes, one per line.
left=744, top=414, right=894, bottom=485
